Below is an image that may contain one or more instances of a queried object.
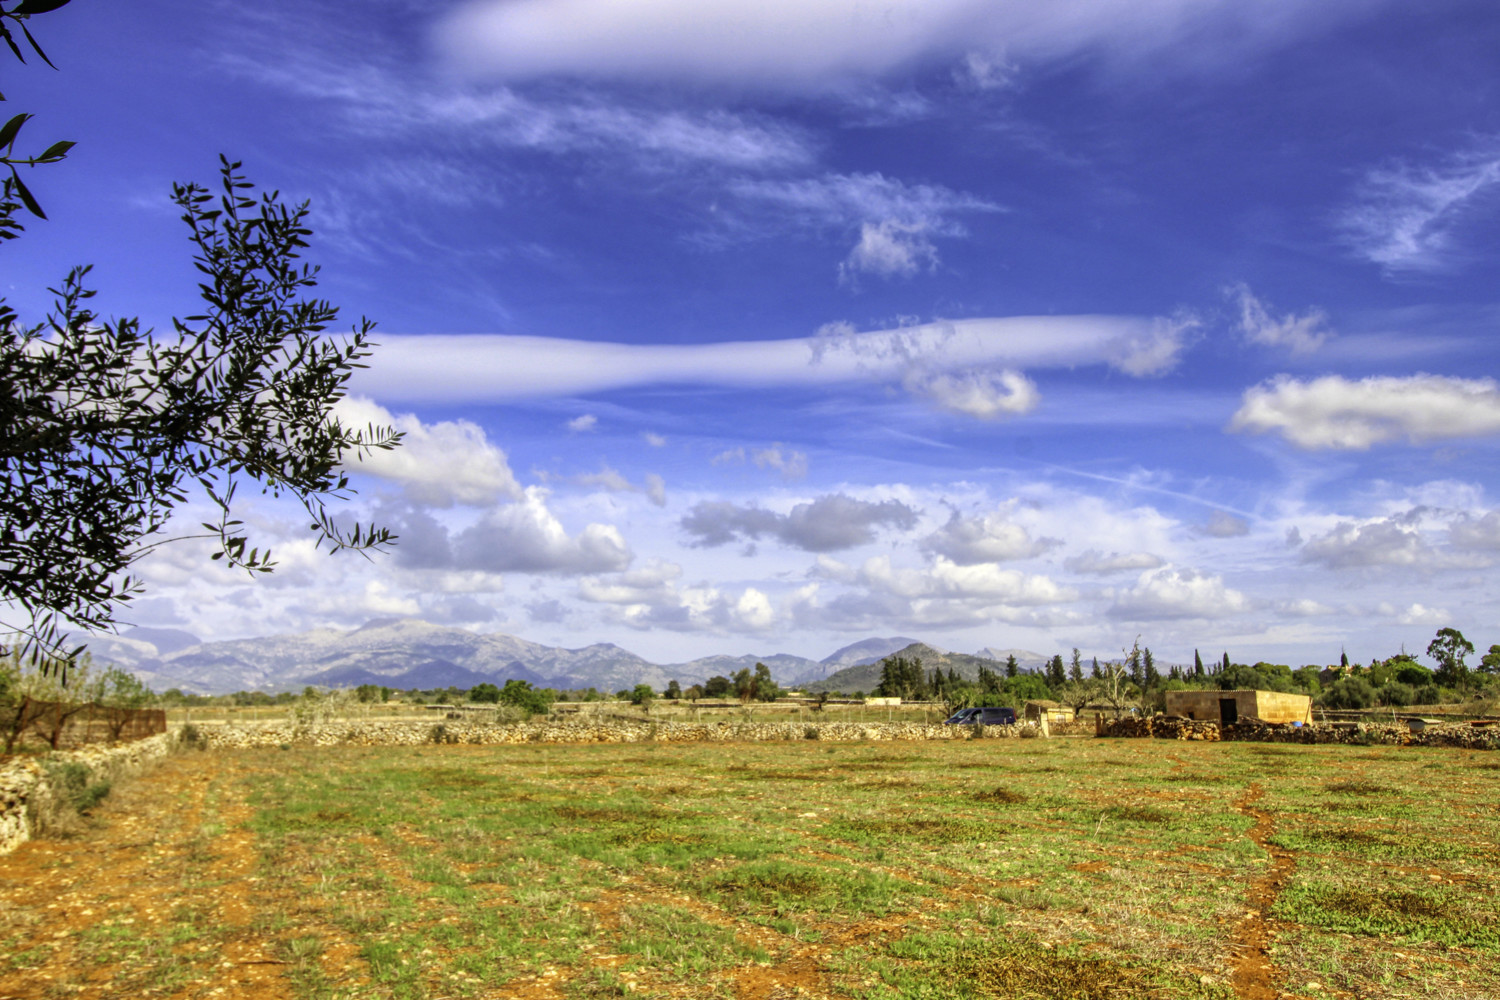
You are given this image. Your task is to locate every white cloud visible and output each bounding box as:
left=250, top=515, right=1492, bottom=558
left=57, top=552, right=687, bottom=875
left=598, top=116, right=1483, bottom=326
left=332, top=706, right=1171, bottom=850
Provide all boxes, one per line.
left=1449, top=510, right=1500, bottom=551
left=1380, top=602, right=1450, bottom=626
left=752, top=446, right=809, bottom=481
left=903, top=368, right=1040, bottom=419
left=567, top=414, right=598, bottom=432
left=1107, top=567, right=1250, bottom=620
left=1195, top=510, right=1250, bottom=538
left=336, top=396, right=520, bottom=506
left=954, top=51, right=1017, bottom=91
left=1229, top=374, right=1500, bottom=450
left=1104, top=313, right=1201, bottom=377
left=840, top=220, right=939, bottom=280
left=1226, top=283, right=1331, bottom=354
left=922, top=510, right=1057, bottom=564
left=439, top=0, right=1375, bottom=90
left=681, top=494, right=918, bottom=552
left=1278, top=598, right=1334, bottom=617
left=392, top=487, right=631, bottom=575
left=1062, top=550, right=1165, bottom=575
left=1339, top=141, right=1500, bottom=272
left=355, top=315, right=1194, bottom=404
left=1300, top=515, right=1432, bottom=569
left=569, top=465, right=665, bottom=506
left=858, top=554, right=1072, bottom=605
left=643, top=432, right=667, bottom=447
left=578, top=561, right=781, bottom=633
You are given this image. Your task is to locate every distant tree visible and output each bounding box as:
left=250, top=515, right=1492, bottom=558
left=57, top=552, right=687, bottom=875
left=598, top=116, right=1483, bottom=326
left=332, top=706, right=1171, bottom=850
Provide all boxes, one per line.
left=1003, top=673, right=1052, bottom=704
left=1004, top=654, right=1019, bottom=679
left=1142, top=648, right=1160, bottom=688
left=1098, top=658, right=1134, bottom=719
left=684, top=684, right=704, bottom=701
left=702, top=675, right=731, bottom=698
left=1091, top=655, right=1101, bottom=680
left=1069, top=648, right=1083, bottom=683
left=98, top=665, right=152, bottom=740
left=875, top=655, right=927, bottom=701
left=1193, top=649, right=1204, bottom=678
left=976, top=665, right=1002, bottom=700
left=1059, top=679, right=1096, bottom=716
left=1427, top=628, right=1475, bottom=690
left=1046, top=654, right=1066, bottom=688
left=500, top=679, right=554, bottom=716
left=753, top=662, right=779, bottom=702
left=1221, top=651, right=1230, bottom=674
left=1128, top=643, right=1144, bottom=691
left=468, top=682, right=501, bottom=704
left=1340, top=648, right=1349, bottom=669
left=1481, top=645, right=1500, bottom=675
left=628, top=683, right=655, bottom=707
left=664, top=679, right=682, bottom=700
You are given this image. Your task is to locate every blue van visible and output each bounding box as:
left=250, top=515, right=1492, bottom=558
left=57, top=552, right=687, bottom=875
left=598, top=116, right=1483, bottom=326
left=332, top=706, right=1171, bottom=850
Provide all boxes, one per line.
left=942, top=706, right=1016, bottom=726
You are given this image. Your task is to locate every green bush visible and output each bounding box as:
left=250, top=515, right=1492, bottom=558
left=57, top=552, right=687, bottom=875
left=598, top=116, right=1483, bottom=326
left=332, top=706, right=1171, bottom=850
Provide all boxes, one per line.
left=1319, top=676, right=1376, bottom=710
left=1378, top=682, right=1415, bottom=707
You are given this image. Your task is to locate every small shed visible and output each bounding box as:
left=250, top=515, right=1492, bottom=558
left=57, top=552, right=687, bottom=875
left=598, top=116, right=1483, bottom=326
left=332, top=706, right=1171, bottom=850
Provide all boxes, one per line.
left=1023, top=700, right=1073, bottom=723
left=1164, top=689, right=1311, bottom=725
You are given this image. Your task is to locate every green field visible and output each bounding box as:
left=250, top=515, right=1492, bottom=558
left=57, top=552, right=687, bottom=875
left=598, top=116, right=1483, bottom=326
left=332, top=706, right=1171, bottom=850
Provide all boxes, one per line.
left=2, top=737, right=1498, bottom=999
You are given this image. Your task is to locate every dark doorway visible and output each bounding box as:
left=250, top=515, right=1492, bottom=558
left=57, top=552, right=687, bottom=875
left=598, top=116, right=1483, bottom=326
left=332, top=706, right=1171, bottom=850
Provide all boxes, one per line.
left=1219, top=698, right=1238, bottom=725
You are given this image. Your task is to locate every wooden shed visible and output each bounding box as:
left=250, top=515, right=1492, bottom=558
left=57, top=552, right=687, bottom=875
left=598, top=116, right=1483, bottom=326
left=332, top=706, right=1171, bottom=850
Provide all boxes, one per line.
left=1164, top=689, right=1311, bottom=725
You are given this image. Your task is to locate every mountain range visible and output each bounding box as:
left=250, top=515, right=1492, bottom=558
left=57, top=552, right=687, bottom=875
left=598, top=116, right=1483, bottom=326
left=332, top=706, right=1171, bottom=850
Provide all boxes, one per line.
left=82, top=619, right=988, bottom=696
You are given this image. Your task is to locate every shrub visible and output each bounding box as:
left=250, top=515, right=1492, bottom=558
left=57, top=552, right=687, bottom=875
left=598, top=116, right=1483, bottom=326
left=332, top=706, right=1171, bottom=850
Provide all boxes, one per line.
left=1319, top=676, right=1376, bottom=710
left=1378, top=682, right=1415, bottom=707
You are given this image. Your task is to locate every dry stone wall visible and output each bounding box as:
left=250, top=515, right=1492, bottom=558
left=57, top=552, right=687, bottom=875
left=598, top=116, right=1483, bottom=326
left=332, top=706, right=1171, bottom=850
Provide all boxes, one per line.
left=196, top=718, right=1050, bottom=749
left=0, top=732, right=175, bottom=856
left=1099, top=714, right=1500, bottom=749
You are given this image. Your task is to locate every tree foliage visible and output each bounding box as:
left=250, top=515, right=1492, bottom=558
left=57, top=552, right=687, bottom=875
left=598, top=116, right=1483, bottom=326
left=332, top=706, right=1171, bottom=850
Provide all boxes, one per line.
left=1427, top=627, right=1474, bottom=690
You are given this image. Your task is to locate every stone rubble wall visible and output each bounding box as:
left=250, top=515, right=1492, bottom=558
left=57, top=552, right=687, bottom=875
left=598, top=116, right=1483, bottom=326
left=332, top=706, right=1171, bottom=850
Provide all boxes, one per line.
left=0, top=732, right=175, bottom=857
left=195, top=718, right=1053, bottom=749
left=1099, top=714, right=1500, bottom=749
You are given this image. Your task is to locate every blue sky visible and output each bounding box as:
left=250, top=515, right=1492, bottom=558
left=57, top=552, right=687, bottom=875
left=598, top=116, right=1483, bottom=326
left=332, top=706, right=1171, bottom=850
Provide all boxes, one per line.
left=9, top=0, right=1500, bottom=669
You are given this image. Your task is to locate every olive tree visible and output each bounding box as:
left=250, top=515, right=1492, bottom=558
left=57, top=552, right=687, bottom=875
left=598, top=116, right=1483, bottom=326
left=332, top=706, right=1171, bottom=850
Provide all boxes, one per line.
left=1, top=3, right=402, bottom=670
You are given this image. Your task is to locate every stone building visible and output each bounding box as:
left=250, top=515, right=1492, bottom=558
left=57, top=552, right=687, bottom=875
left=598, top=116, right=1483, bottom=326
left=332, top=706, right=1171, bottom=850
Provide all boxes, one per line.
left=1164, top=689, right=1311, bottom=725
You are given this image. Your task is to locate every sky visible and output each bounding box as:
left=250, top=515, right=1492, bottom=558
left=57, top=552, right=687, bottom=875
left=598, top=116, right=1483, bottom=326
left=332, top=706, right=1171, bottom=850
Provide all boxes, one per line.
left=8, top=0, right=1500, bottom=670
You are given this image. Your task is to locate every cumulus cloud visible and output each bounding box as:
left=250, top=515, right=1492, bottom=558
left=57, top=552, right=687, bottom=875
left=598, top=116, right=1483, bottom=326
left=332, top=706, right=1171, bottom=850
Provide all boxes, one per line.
left=1062, top=549, right=1165, bottom=575
left=1339, top=141, right=1500, bottom=273
left=859, top=554, right=1073, bottom=604
left=1379, top=602, right=1450, bottom=626
left=1108, top=567, right=1250, bottom=621
left=439, top=0, right=1372, bottom=89
left=681, top=494, right=918, bottom=552
left=567, top=414, right=598, bottom=432
left=336, top=397, right=520, bottom=506
left=752, top=446, right=808, bottom=480
left=578, top=561, right=780, bottom=633
left=1195, top=510, right=1250, bottom=538
left=840, top=220, right=939, bottom=280
left=1226, top=283, right=1331, bottom=354
left=1300, top=514, right=1433, bottom=569
left=1449, top=510, right=1500, bottom=550
left=903, top=368, right=1040, bottom=419
left=1229, top=374, right=1500, bottom=450
left=921, top=510, right=1058, bottom=564
left=392, top=488, right=631, bottom=575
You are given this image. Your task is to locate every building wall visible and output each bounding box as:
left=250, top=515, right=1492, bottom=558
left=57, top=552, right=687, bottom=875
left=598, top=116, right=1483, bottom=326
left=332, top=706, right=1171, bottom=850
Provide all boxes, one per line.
left=1164, top=689, right=1311, bottom=725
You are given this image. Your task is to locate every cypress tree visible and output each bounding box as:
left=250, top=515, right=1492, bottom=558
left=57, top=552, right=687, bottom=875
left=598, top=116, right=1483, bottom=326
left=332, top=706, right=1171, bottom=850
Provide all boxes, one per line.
left=1069, top=648, right=1084, bottom=683
left=1091, top=655, right=1101, bottom=679
left=1005, top=654, right=1019, bottom=678
left=1194, top=649, right=1205, bottom=677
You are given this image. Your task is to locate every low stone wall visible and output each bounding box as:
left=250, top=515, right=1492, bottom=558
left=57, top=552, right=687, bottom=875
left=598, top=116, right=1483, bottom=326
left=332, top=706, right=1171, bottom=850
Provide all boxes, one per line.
left=0, top=732, right=175, bottom=856
left=1098, top=715, right=1500, bottom=749
left=194, top=718, right=1073, bottom=749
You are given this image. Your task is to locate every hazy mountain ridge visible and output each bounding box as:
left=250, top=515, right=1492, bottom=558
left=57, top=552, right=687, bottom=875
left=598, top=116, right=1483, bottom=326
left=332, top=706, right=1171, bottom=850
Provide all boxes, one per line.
left=86, top=619, right=1053, bottom=696
left=805, top=642, right=1053, bottom=695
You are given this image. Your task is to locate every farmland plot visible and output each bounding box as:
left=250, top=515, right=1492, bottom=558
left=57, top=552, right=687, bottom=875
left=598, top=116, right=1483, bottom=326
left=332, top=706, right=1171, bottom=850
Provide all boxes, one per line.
left=0, top=738, right=1497, bottom=999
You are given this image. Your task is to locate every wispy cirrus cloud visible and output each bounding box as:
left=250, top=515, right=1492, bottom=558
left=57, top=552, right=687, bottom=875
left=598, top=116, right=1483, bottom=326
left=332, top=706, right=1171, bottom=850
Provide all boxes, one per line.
left=1225, top=283, right=1331, bottom=355
left=355, top=314, right=1198, bottom=404
left=439, top=0, right=1385, bottom=90
left=1338, top=140, right=1500, bottom=273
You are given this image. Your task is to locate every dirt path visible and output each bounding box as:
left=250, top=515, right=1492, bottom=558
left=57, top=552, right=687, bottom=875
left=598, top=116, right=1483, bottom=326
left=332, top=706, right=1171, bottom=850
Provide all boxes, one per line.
left=0, top=752, right=290, bottom=1000
left=1228, top=783, right=1297, bottom=1000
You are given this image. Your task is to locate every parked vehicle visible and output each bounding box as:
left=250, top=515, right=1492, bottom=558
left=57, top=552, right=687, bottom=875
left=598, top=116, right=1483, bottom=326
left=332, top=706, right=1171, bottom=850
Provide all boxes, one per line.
left=942, top=706, right=1016, bottom=726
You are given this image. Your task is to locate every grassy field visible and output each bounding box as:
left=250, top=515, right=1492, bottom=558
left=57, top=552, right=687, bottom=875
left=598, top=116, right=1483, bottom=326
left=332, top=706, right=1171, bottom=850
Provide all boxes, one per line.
left=1, top=737, right=1497, bottom=1000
